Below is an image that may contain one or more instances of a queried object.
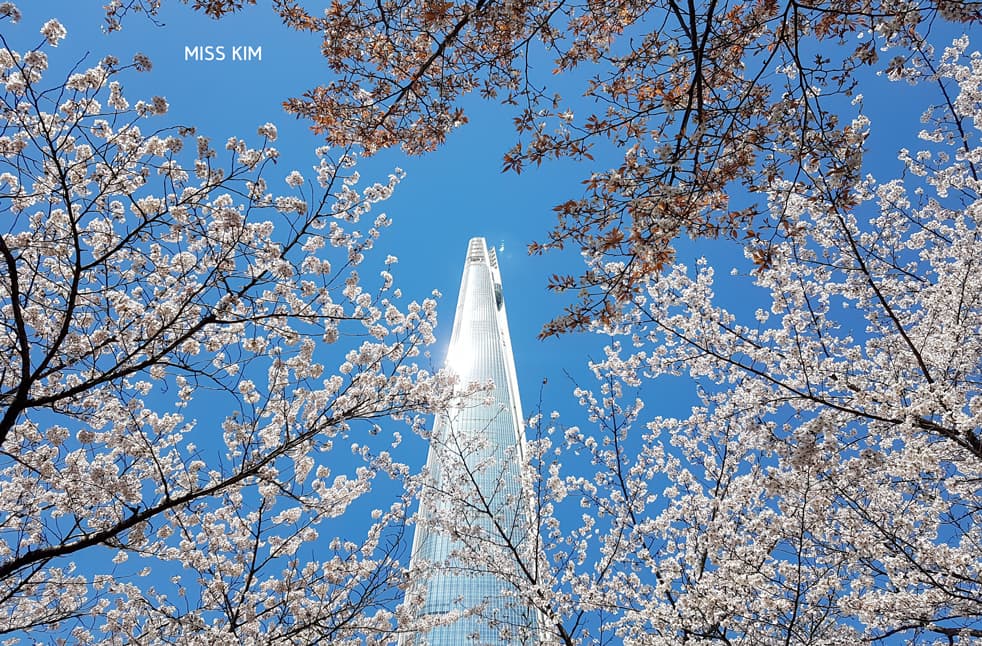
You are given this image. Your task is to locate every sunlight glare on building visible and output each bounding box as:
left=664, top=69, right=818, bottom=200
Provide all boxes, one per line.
left=399, top=237, right=541, bottom=645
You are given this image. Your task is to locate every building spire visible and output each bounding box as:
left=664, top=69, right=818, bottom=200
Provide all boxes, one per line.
left=400, top=237, right=540, bottom=645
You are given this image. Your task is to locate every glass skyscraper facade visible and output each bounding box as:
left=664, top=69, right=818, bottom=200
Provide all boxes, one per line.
left=400, top=238, right=540, bottom=645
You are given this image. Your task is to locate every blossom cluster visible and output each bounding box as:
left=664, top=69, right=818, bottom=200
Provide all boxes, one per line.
left=0, top=12, right=450, bottom=642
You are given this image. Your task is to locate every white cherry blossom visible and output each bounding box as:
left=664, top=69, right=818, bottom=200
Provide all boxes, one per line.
left=0, top=12, right=451, bottom=643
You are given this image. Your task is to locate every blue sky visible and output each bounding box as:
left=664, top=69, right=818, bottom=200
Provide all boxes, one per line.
left=16, top=0, right=952, bottom=413
left=15, top=0, right=663, bottom=441
left=9, top=3, right=974, bottom=641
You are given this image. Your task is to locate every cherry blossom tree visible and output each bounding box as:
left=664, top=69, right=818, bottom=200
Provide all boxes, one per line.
left=429, top=37, right=982, bottom=644
left=0, top=8, right=451, bottom=641
left=6, top=3, right=980, bottom=645
left=118, top=0, right=980, bottom=335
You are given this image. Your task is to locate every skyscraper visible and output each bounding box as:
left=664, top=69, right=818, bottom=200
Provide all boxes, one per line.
left=400, top=238, right=540, bottom=645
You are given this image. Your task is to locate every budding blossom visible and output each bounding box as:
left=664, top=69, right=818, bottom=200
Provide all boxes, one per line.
left=22, top=50, right=46, bottom=74
left=66, top=65, right=107, bottom=91
left=39, top=19, right=66, bottom=46
left=106, top=81, right=128, bottom=110
left=132, top=52, right=151, bottom=71
left=257, top=122, right=278, bottom=140
left=285, top=170, right=304, bottom=187
left=0, top=3, right=21, bottom=23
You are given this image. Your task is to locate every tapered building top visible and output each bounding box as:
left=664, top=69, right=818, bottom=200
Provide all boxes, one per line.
left=400, top=238, right=540, bottom=645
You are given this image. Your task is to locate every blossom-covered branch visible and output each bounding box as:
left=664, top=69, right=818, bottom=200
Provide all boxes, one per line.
left=0, top=9, right=451, bottom=641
